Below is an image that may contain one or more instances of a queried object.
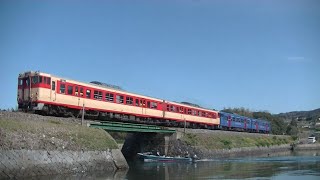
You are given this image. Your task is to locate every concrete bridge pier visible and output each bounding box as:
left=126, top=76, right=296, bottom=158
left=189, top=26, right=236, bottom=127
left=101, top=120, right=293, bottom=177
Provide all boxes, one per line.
left=121, top=132, right=177, bottom=159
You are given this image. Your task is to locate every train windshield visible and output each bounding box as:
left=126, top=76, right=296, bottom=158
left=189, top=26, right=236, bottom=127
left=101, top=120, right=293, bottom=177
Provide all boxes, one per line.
left=18, top=78, right=23, bottom=86
left=26, top=78, right=30, bottom=86
left=32, top=76, right=39, bottom=84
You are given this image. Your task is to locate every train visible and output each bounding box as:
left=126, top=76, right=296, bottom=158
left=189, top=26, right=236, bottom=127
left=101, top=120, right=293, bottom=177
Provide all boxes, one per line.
left=17, top=71, right=271, bottom=133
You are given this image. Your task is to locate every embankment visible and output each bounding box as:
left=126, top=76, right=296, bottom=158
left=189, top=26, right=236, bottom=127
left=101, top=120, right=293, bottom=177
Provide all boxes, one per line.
left=0, top=111, right=128, bottom=179
left=168, top=129, right=294, bottom=159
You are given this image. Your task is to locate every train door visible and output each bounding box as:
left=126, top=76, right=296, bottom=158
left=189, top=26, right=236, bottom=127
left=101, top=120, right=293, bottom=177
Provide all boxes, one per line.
left=78, top=86, right=85, bottom=107
left=227, top=115, right=231, bottom=129
left=140, top=99, right=146, bottom=115
left=51, top=80, right=56, bottom=101
left=162, top=100, right=166, bottom=119
left=74, top=86, right=80, bottom=106
left=180, top=106, right=184, bottom=124
left=24, top=77, right=31, bottom=102
left=244, top=118, right=247, bottom=130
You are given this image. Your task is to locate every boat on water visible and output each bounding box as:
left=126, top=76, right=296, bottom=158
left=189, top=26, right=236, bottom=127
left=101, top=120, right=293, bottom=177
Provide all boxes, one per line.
left=137, top=152, right=193, bottom=162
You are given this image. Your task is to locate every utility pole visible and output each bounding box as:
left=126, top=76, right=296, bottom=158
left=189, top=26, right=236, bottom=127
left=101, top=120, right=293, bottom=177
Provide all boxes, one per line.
left=81, top=103, right=85, bottom=126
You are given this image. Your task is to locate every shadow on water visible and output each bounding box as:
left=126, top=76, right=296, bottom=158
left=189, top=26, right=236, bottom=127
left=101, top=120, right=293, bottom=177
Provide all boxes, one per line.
left=27, top=150, right=320, bottom=179
left=24, top=169, right=128, bottom=180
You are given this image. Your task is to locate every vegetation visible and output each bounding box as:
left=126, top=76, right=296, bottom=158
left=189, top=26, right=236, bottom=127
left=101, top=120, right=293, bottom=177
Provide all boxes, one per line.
left=181, top=132, right=292, bottom=150
left=276, top=108, right=320, bottom=122
left=0, top=118, right=118, bottom=150
left=286, top=119, right=298, bottom=136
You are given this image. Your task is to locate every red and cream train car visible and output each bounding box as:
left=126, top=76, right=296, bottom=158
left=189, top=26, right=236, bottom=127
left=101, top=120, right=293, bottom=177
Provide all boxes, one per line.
left=18, top=71, right=220, bottom=129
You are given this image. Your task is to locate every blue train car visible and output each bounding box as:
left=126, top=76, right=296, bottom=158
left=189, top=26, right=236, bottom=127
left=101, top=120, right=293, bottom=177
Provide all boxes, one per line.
left=219, top=112, right=271, bottom=134
left=257, top=119, right=271, bottom=133
left=251, top=118, right=271, bottom=133
left=219, top=112, right=251, bottom=131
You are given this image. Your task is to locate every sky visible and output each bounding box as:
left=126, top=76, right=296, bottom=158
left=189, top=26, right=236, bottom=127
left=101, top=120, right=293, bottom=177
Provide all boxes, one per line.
left=0, top=0, right=319, bottom=114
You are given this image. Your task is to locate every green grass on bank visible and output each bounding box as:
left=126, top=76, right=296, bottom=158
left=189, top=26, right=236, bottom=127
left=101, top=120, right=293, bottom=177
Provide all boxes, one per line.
left=0, top=119, right=118, bottom=150
left=182, top=132, right=293, bottom=150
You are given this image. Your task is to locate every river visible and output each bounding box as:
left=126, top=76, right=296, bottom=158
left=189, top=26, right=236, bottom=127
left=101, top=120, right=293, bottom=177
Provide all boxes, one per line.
left=27, top=150, right=320, bottom=179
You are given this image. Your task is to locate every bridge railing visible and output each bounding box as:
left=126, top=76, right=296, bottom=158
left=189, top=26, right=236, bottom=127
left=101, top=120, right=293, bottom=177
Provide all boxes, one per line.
left=90, top=121, right=176, bottom=133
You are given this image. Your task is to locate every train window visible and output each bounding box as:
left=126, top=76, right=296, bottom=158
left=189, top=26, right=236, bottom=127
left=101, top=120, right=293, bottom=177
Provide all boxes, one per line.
left=105, top=93, right=114, bottom=102
left=171, top=105, right=176, bottom=112
left=116, top=95, right=124, bottom=104
left=32, top=76, right=39, bottom=84
left=135, top=99, right=139, bottom=106
left=75, top=86, right=78, bottom=96
left=67, top=86, right=73, bottom=95
left=187, top=109, right=191, bottom=115
left=126, top=97, right=133, bottom=105
left=147, top=101, right=150, bottom=108
left=180, top=107, right=183, bottom=113
left=140, top=100, right=145, bottom=107
left=18, top=78, right=23, bottom=86
left=151, top=102, right=157, bottom=109
left=86, top=89, right=91, bottom=98
left=39, top=76, right=43, bottom=83
left=60, top=84, right=65, bottom=94
left=201, top=112, right=205, bottom=117
left=26, top=78, right=30, bottom=86
left=94, top=90, right=102, bottom=100
left=80, top=88, right=84, bottom=97
left=192, top=110, right=196, bottom=115
left=52, top=81, right=55, bottom=91
left=46, top=77, right=50, bottom=85
left=167, top=105, right=170, bottom=111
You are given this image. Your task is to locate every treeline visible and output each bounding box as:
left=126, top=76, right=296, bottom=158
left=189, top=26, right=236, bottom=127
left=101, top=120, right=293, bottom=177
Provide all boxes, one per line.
left=222, top=107, right=287, bottom=135
left=276, top=108, right=320, bottom=122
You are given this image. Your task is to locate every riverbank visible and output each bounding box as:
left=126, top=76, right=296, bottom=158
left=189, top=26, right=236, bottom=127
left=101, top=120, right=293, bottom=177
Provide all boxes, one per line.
left=167, top=128, right=295, bottom=159
left=0, top=111, right=128, bottom=179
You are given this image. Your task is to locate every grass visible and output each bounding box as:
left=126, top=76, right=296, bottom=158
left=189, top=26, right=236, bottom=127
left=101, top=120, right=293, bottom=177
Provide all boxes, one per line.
left=0, top=118, right=118, bottom=150
left=181, top=132, right=293, bottom=150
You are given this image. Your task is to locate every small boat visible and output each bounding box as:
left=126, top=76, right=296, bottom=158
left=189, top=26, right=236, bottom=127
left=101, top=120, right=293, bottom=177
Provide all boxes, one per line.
left=137, top=152, right=193, bottom=162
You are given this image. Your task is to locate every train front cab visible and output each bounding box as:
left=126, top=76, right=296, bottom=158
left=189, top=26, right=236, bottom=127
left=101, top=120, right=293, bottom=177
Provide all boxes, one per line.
left=18, top=71, right=52, bottom=111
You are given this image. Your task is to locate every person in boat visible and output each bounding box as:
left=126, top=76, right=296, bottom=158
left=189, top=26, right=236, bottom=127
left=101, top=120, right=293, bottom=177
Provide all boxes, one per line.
left=185, top=151, right=190, bottom=158
left=156, top=151, right=160, bottom=156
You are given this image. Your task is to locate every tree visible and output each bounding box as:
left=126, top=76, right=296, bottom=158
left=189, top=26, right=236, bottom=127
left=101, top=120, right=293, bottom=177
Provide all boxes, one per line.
left=286, top=119, right=298, bottom=136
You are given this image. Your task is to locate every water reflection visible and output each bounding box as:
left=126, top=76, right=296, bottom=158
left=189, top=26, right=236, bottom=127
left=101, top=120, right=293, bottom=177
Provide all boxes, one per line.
left=24, top=169, right=128, bottom=180
left=126, top=150, right=320, bottom=180
left=28, top=150, right=320, bottom=179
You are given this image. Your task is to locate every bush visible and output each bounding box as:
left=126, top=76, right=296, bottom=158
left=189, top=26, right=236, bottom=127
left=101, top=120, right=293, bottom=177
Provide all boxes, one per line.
left=220, top=139, right=232, bottom=149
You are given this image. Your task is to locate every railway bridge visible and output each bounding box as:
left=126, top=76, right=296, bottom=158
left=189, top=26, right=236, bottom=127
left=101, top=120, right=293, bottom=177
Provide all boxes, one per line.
left=89, top=121, right=179, bottom=157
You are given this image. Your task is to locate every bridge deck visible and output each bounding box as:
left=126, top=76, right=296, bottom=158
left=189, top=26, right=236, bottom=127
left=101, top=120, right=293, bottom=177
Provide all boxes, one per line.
left=89, top=121, right=176, bottom=133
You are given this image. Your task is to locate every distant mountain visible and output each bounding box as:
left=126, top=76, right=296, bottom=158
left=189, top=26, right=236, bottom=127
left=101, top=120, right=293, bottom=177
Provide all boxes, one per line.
left=276, top=108, right=320, bottom=123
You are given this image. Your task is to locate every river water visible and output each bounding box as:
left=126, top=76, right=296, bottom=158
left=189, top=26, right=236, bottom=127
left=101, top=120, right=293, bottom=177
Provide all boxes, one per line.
left=29, top=150, right=320, bottom=179
left=125, top=150, right=320, bottom=180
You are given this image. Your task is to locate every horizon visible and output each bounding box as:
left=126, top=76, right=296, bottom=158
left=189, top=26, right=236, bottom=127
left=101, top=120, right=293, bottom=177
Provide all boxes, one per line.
left=1, top=0, right=319, bottom=114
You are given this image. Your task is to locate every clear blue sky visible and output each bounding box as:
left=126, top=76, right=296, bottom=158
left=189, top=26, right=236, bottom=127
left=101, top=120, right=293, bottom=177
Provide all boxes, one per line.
left=0, top=0, right=319, bottom=114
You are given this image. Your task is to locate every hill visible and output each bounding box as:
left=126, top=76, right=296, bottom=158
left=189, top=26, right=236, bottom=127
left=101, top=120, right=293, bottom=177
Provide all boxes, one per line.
left=276, top=108, right=320, bottom=123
